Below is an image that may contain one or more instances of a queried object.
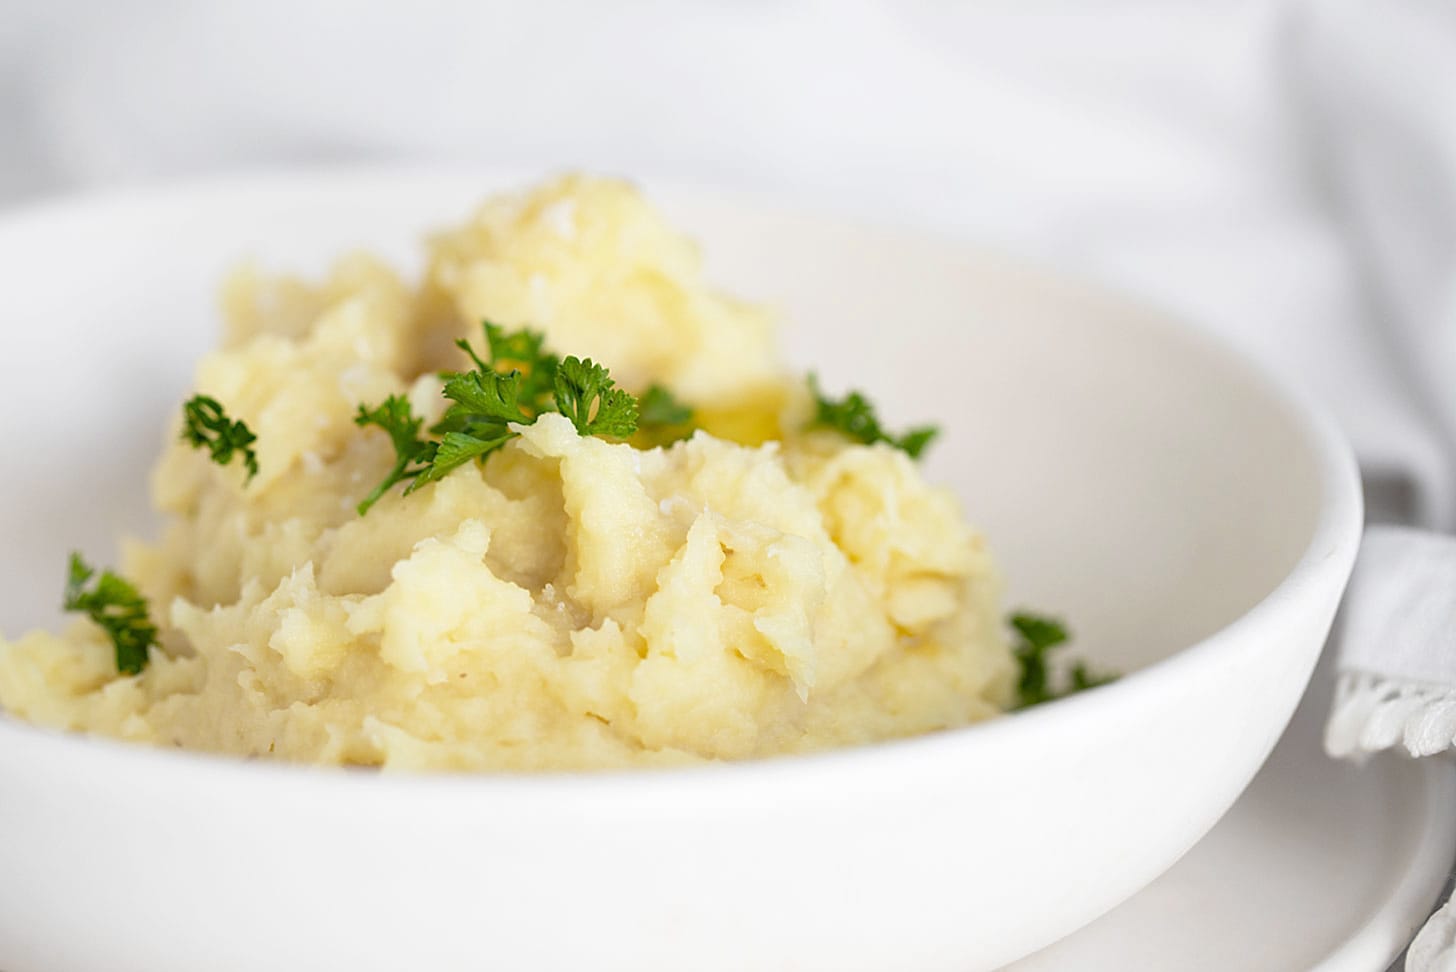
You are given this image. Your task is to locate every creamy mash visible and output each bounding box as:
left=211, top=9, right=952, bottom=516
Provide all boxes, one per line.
left=0, top=175, right=1016, bottom=770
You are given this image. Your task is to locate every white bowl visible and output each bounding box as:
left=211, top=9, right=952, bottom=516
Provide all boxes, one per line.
left=0, top=169, right=1362, bottom=972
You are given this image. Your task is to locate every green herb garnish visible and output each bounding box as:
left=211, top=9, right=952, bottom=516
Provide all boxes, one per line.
left=181, top=395, right=259, bottom=482
left=636, top=383, right=696, bottom=446
left=1011, top=612, right=1068, bottom=708
left=553, top=355, right=640, bottom=437
left=63, top=553, right=158, bottom=675
left=356, top=322, right=665, bottom=514
left=352, top=396, right=438, bottom=515
left=807, top=374, right=938, bottom=458
left=1068, top=660, right=1117, bottom=694
left=458, top=322, right=559, bottom=417
left=1010, top=611, right=1116, bottom=709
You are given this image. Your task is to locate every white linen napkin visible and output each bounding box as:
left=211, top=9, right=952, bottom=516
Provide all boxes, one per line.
left=1326, top=526, right=1456, bottom=760
left=1289, top=2, right=1456, bottom=967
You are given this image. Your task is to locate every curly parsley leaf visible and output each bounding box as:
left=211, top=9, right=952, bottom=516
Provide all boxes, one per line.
left=553, top=355, right=640, bottom=438
left=639, top=384, right=693, bottom=428
left=1069, top=661, right=1117, bottom=693
left=482, top=321, right=559, bottom=414
left=636, top=383, right=696, bottom=445
left=63, top=553, right=158, bottom=675
left=484, top=320, right=551, bottom=364
left=358, top=324, right=663, bottom=514
left=893, top=425, right=940, bottom=459
left=1010, top=611, right=1116, bottom=709
left=353, top=396, right=438, bottom=515
left=1010, top=612, right=1068, bottom=708
left=807, top=375, right=939, bottom=459
left=440, top=369, right=532, bottom=426
left=440, top=322, right=558, bottom=418
left=410, top=428, right=517, bottom=491
left=181, top=395, right=259, bottom=482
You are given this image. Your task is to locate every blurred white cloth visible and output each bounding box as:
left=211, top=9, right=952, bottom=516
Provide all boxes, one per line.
left=2, top=0, right=1450, bottom=523
left=1329, top=526, right=1456, bottom=761
left=1292, top=3, right=1456, bottom=967
left=3, top=0, right=1456, bottom=966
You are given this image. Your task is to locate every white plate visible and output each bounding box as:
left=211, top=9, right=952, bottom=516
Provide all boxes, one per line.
left=1011, top=646, right=1456, bottom=971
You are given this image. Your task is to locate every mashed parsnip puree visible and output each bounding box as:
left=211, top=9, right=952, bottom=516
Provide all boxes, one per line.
left=0, top=176, right=1016, bottom=770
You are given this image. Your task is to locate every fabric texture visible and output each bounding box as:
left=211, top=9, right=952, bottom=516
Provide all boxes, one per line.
left=1327, top=527, right=1456, bottom=760
left=1287, top=4, right=1456, bottom=965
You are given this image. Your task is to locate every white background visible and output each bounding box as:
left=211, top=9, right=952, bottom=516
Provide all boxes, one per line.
left=0, top=0, right=1449, bottom=517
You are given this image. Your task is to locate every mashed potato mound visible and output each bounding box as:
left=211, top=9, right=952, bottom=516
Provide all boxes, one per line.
left=0, top=175, right=1015, bottom=770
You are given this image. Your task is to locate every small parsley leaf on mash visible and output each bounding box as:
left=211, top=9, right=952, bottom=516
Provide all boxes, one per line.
left=1010, top=612, right=1116, bottom=709
left=63, top=553, right=158, bottom=675
left=357, top=323, right=674, bottom=514
left=353, top=396, right=438, bottom=515
left=439, top=369, right=533, bottom=427
left=639, top=384, right=693, bottom=427
left=410, top=427, right=517, bottom=490
left=807, top=375, right=939, bottom=459
left=466, top=322, right=692, bottom=441
left=1068, top=661, right=1117, bottom=694
left=478, top=322, right=559, bottom=412
left=181, top=395, right=259, bottom=483
left=1010, top=612, right=1067, bottom=708
left=636, top=384, right=696, bottom=445
left=554, top=356, right=640, bottom=438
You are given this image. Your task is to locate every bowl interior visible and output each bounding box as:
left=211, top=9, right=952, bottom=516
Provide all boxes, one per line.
left=0, top=170, right=1324, bottom=677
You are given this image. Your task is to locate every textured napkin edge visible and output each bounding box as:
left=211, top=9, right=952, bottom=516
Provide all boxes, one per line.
left=1326, top=669, right=1456, bottom=760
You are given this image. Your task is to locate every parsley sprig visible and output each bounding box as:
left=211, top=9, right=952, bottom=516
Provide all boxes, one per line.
left=639, top=384, right=693, bottom=428
left=807, top=375, right=938, bottom=459
left=353, top=396, right=438, bottom=515
left=1010, top=611, right=1116, bottom=709
left=554, top=356, right=639, bottom=437
left=63, top=553, right=158, bottom=675
left=355, top=322, right=686, bottom=514
left=182, top=395, right=259, bottom=482
left=636, top=384, right=696, bottom=446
